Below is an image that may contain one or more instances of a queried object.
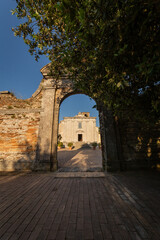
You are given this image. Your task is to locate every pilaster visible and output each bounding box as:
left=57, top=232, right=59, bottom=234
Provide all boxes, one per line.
left=35, top=87, right=56, bottom=170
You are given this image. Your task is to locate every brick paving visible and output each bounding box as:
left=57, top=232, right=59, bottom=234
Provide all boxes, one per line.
left=0, top=170, right=160, bottom=240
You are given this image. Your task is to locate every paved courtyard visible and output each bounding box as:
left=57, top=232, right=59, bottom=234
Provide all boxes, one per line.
left=57, top=148, right=102, bottom=172
left=0, top=169, right=160, bottom=240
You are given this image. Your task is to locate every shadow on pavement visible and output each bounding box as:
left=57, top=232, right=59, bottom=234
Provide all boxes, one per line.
left=57, top=147, right=102, bottom=172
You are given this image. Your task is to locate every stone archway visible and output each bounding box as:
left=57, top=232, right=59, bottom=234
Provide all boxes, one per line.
left=35, top=64, right=121, bottom=171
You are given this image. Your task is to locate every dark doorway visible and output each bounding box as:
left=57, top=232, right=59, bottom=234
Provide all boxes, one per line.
left=78, top=134, right=83, bottom=142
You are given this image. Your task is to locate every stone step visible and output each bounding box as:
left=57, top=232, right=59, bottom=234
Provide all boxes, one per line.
left=53, top=172, right=105, bottom=178
left=73, top=142, right=91, bottom=149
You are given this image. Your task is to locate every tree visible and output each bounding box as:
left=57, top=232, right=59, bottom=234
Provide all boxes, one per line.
left=58, top=134, right=62, bottom=142
left=12, top=0, right=160, bottom=123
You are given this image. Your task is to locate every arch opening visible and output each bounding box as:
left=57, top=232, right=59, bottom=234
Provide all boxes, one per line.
left=57, top=94, right=103, bottom=172
left=36, top=65, right=121, bottom=172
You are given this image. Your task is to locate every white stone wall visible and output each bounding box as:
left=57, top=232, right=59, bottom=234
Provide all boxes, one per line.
left=59, top=113, right=100, bottom=144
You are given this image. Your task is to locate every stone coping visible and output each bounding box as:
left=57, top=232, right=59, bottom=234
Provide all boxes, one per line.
left=0, top=108, right=43, bottom=114
left=0, top=91, right=10, bottom=94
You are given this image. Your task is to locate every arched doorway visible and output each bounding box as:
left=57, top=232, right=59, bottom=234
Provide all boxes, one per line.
left=35, top=64, right=121, bottom=172
left=57, top=94, right=102, bottom=172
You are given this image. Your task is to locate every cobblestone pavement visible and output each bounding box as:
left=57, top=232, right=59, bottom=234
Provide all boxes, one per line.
left=57, top=148, right=102, bottom=172
left=0, top=170, right=160, bottom=240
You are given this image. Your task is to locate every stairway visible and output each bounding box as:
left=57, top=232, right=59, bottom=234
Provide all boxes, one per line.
left=73, top=142, right=91, bottom=149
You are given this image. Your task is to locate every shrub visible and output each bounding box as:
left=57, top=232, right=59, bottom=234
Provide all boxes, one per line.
left=68, top=142, right=73, bottom=147
left=98, top=143, right=101, bottom=148
left=91, top=142, right=97, bottom=147
left=58, top=142, right=63, bottom=148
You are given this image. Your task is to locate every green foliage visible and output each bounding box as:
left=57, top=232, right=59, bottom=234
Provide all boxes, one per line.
left=58, top=134, right=62, bottom=142
left=58, top=141, right=63, bottom=148
left=68, top=142, right=73, bottom=147
left=12, top=0, right=160, bottom=123
left=91, top=142, right=97, bottom=147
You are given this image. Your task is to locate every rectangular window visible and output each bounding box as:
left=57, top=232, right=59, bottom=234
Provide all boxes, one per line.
left=78, top=122, right=82, bottom=129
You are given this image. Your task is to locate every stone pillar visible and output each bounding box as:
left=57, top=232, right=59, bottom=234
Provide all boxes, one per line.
left=99, top=106, right=121, bottom=171
left=50, top=99, right=60, bottom=171
left=35, top=87, right=56, bottom=170
left=99, top=109, right=107, bottom=171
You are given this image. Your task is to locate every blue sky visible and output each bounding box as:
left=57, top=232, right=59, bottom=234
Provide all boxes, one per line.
left=0, top=1, right=99, bottom=125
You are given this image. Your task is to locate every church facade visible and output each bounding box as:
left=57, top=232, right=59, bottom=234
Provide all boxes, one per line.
left=59, top=112, right=100, bottom=145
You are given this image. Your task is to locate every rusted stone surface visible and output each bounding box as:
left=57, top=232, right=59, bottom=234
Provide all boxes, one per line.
left=0, top=90, right=42, bottom=171
left=0, top=89, right=42, bottom=110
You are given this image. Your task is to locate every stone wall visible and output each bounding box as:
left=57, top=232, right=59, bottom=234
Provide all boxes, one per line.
left=98, top=105, right=160, bottom=171
left=119, top=120, right=160, bottom=170
left=0, top=90, right=42, bottom=171
left=98, top=107, right=121, bottom=171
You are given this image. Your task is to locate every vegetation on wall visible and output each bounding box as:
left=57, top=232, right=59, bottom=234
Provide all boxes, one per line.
left=12, top=0, right=160, bottom=123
